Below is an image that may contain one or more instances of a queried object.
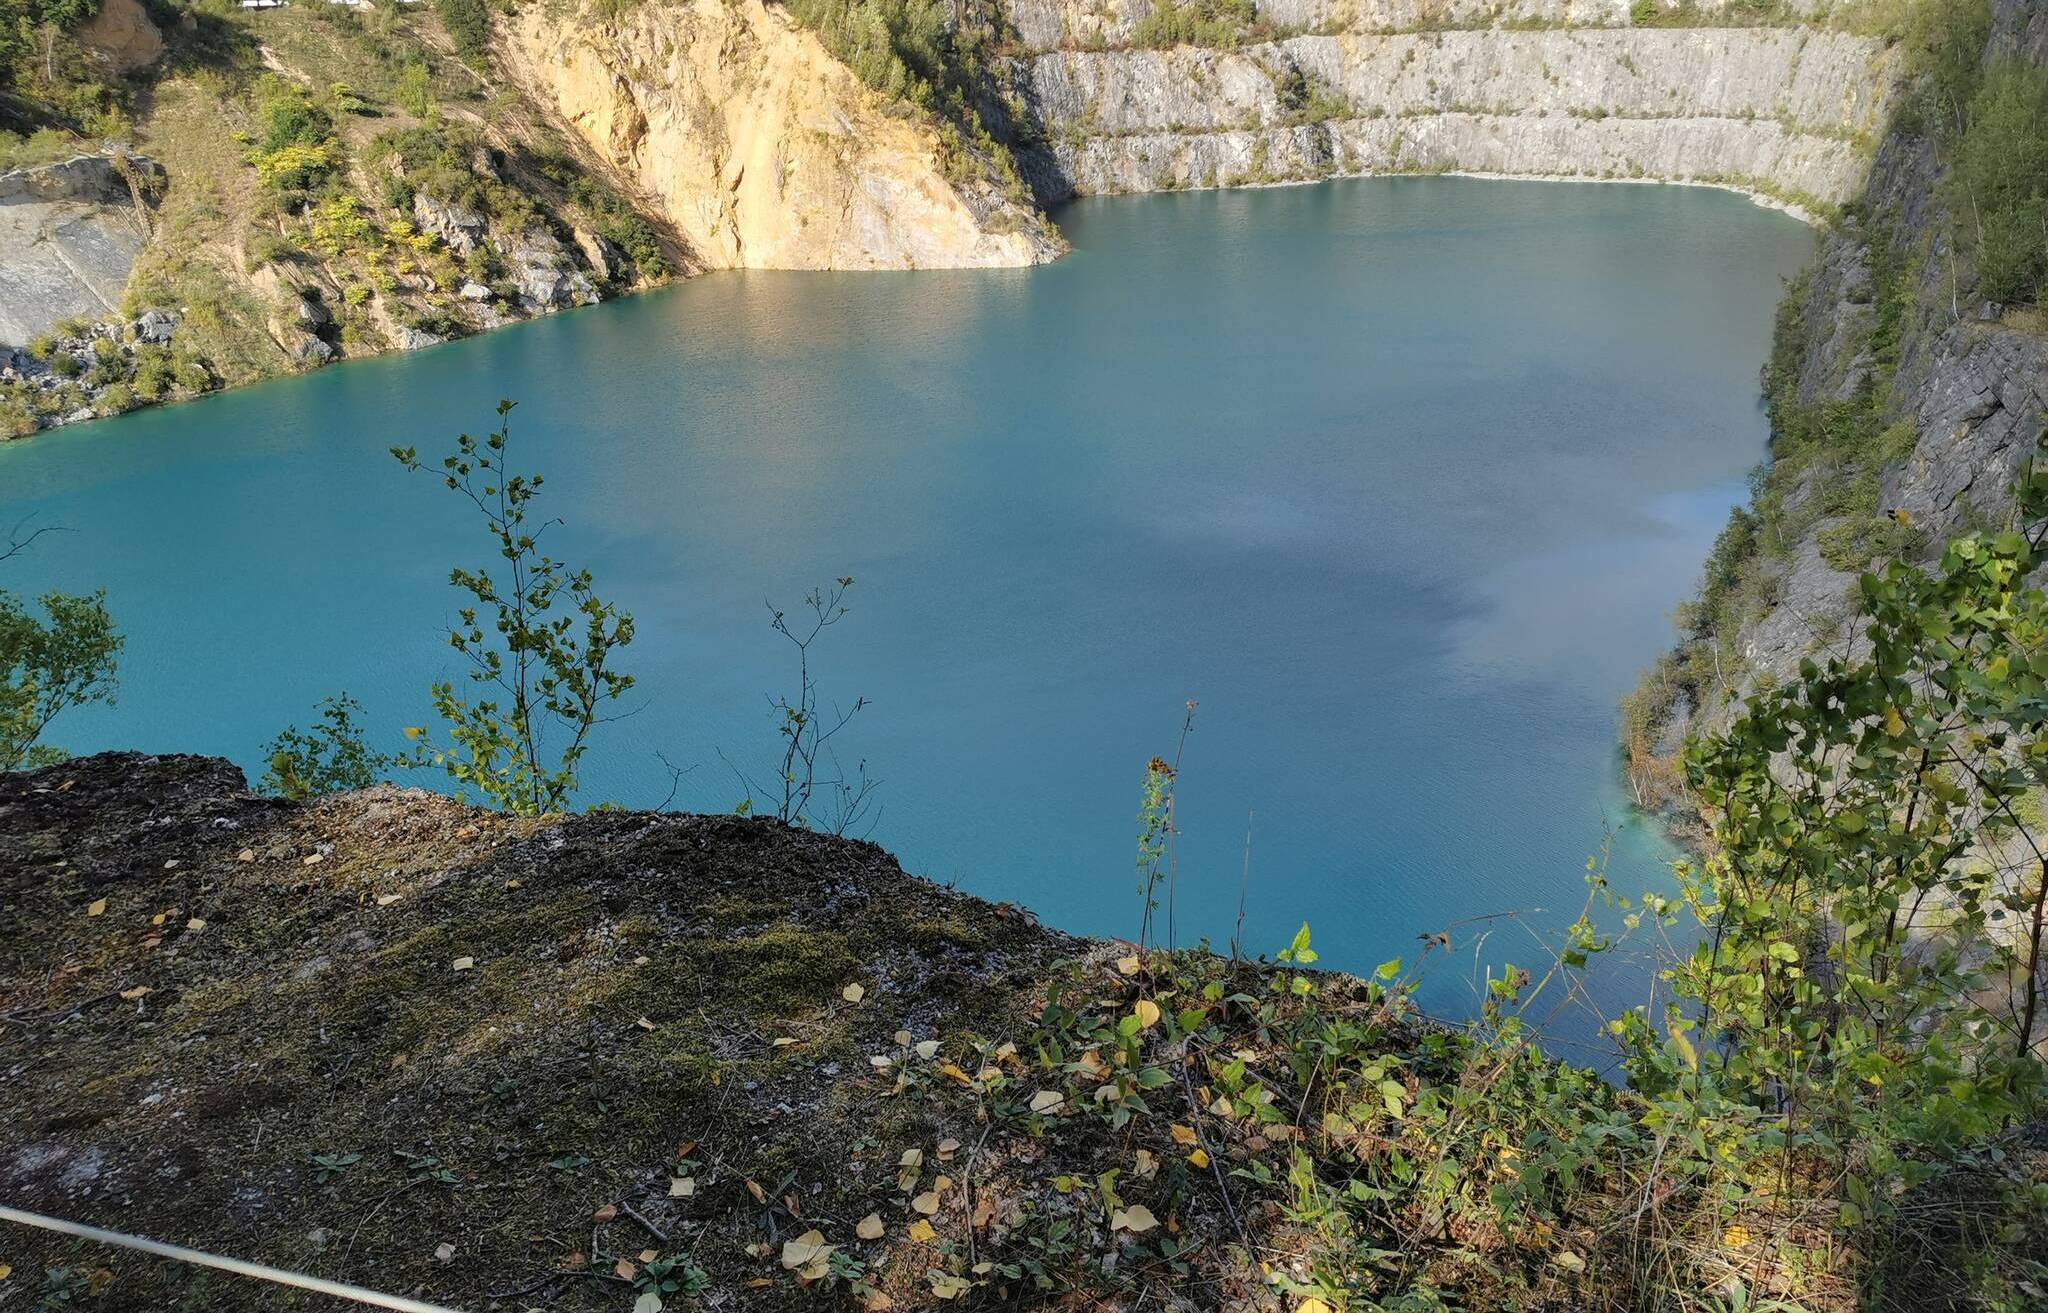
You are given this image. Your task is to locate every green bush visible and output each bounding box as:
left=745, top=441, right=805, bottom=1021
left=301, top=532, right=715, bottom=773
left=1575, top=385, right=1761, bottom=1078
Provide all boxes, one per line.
left=435, top=0, right=490, bottom=61
left=1954, top=62, right=2048, bottom=305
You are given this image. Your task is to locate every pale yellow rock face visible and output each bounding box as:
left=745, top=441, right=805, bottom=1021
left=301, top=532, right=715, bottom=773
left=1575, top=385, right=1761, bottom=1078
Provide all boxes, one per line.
left=505, top=0, right=1062, bottom=271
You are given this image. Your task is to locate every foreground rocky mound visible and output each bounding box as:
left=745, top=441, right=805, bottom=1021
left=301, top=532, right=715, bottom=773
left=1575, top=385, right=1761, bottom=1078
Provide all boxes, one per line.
left=0, top=754, right=1081, bottom=1309
left=8, top=755, right=2042, bottom=1311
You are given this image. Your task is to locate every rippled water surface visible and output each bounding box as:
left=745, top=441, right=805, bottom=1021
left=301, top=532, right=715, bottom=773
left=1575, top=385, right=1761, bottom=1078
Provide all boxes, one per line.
left=0, top=177, right=1814, bottom=1026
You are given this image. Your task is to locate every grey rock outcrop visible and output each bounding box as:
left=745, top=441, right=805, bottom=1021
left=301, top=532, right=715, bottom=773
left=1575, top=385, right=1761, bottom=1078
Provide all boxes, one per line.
left=497, top=228, right=599, bottom=314
left=411, top=193, right=487, bottom=258
left=0, top=154, right=163, bottom=348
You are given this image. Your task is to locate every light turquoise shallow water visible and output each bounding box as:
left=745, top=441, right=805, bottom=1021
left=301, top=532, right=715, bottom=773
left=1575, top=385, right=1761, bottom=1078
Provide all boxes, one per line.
left=0, top=176, right=1812, bottom=1030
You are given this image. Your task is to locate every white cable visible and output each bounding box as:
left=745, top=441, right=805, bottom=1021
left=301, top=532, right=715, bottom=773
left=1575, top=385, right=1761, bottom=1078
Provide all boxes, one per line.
left=0, top=1204, right=466, bottom=1313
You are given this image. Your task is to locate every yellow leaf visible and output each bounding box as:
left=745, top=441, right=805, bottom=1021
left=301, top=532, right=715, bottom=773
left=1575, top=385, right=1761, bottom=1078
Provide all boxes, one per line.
left=911, top=1191, right=940, bottom=1216
left=185, top=917, right=206, bottom=933
left=856, top=1212, right=885, bottom=1240
left=1724, top=1224, right=1753, bottom=1250
left=1116, top=954, right=1141, bottom=975
left=907, top=1219, right=936, bottom=1243
left=864, top=1293, right=893, bottom=1311
left=1187, top=1148, right=1210, bottom=1169
left=1110, top=1205, right=1158, bottom=1233
left=1168, top=1124, right=1199, bottom=1146
left=841, top=982, right=865, bottom=1003
left=1133, top=999, right=1161, bottom=1029
left=0, top=1263, right=10, bottom=1279
left=899, top=1148, right=924, bottom=1168
left=938, top=1062, right=973, bottom=1085
left=119, top=986, right=150, bottom=1001
left=779, top=1230, right=832, bottom=1272
left=1298, top=1301, right=1333, bottom=1313
left=1884, top=705, right=1905, bottom=737
left=404, top=726, right=423, bottom=740
left=86, top=899, right=106, bottom=918
left=451, top=956, right=475, bottom=972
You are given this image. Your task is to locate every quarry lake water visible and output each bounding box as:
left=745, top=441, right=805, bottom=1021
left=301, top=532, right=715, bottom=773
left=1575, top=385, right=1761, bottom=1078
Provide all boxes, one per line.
left=0, top=176, right=1813, bottom=1038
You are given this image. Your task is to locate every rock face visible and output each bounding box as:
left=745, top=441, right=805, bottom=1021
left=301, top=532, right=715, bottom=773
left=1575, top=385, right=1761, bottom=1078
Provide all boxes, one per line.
left=504, top=0, right=1065, bottom=270
left=75, top=0, right=165, bottom=74
left=0, top=154, right=161, bottom=348
left=1651, top=0, right=2048, bottom=743
left=1002, top=0, right=1897, bottom=207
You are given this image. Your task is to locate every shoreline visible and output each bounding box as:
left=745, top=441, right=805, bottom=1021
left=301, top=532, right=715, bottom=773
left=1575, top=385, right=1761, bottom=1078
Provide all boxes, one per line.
left=2, top=167, right=1829, bottom=453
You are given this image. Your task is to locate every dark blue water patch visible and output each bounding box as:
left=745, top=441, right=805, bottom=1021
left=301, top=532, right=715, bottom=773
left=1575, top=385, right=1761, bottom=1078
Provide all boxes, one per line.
left=0, top=176, right=1814, bottom=1042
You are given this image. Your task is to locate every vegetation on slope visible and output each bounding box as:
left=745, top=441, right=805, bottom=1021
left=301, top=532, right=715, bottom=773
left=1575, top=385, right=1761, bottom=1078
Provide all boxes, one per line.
left=1, top=0, right=676, bottom=440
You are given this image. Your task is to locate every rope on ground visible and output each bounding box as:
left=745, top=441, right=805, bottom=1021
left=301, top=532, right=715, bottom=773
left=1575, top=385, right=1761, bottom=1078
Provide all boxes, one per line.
left=0, top=1203, right=466, bottom=1313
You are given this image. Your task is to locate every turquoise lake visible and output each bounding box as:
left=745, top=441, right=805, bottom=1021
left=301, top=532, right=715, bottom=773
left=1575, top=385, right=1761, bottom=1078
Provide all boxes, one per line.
left=0, top=176, right=1813, bottom=1035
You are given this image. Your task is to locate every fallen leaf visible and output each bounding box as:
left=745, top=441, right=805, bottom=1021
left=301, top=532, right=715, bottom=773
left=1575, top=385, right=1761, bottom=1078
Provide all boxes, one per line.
left=1028, top=1090, right=1065, bottom=1114
left=899, top=1148, right=924, bottom=1168
left=593, top=1205, right=618, bottom=1223
left=119, top=986, right=150, bottom=1001
left=184, top=917, right=206, bottom=933
left=1133, top=999, right=1161, bottom=1029
left=936, top=1138, right=960, bottom=1160
left=863, top=1293, right=893, bottom=1311
left=1187, top=1147, right=1211, bottom=1169
left=237, top=849, right=255, bottom=863
left=451, top=956, right=474, bottom=972
left=376, top=894, right=401, bottom=907
left=433, top=1242, right=455, bottom=1263
left=1297, top=1300, right=1333, bottom=1313
left=636, top=1017, right=656, bottom=1031
left=1116, top=954, right=1141, bottom=975
left=907, top=1219, right=936, bottom=1243
left=914, top=1039, right=940, bottom=1060
left=669, top=1176, right=695, bottom=1197
left=841, top=982, right=865, bottom=1003
left=893, top=1029, right=913, bottom=1046
left=856, top=1212, right=885, bottom=1240
left=86, top=899, right=106, bottom=918
left=745, top=1179, right=766, bottom=1204
left=613, top=1258, right=637, bottom=1280
left=0, top=1263, right=12, bottom=1280
left=911, top=1191, right=940, bottom=1216
left=1552, top=1250, right=1586, bottom=1273
left=928, top=1273, right=971, bottom=1299
left=633, top=1293, right=663, bottom=1313
left=303, top=854, right=323, bottom=866
left=1111, top=1205, right=1158, bottom=1233
left=1135, top=1149, right=1158, bottom=1179
left=779, top=1229, right=833, bottom=1278
left=771, top=1036, right=797, bottom=1048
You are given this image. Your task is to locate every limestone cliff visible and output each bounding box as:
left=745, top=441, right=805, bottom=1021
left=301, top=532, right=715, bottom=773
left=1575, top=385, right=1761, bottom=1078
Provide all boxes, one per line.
left=504, top=0, right=1064, bottom=269
left=1633, top=0, right=2048, bottom=799
left=0, top=154, right=160, bottom=348
left=1001, top=0, right=1899, bottom=209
